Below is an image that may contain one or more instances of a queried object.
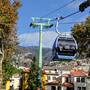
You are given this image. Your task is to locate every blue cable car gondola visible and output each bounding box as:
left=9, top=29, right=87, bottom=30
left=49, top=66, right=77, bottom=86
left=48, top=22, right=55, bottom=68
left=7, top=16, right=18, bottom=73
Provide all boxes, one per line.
left=52, top=19, right=78, bottom=60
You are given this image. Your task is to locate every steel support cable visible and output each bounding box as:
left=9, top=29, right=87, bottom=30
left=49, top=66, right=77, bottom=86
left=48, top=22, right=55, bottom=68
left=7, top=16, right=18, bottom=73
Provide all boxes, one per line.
left=50, top=10, right=80, bottom=22
left=59, top=22, right=83, bottom=24
left=41, top=0, right=76, bottom=17
left=55, top=11, right=80, bottom=39
left=31, top=11, right=80, bottom=28
left=56, top=10, right=80, bottom=21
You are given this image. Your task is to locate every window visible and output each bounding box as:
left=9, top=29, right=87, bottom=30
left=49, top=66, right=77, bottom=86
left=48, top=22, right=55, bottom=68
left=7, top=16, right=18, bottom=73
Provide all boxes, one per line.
left=58, top=86, right=61, bottom=90
left=66, top=77, right=69, bottom=82
left=53, top=77, right=56, bottom=80
left=77, top=87, right=81, bottom=90
left=51, top=86, right=56, bottom=90
left=47, top=76, right=50, bottom=80
left=77, top=77, right=85, bottom=83
left=49, top=70, right=51, bottom=73
left=81, top=77, right=85, bottom=82
left=77, top=87, right=86, bottom=90
left=55, top=69, right=58, bottom=73
left=77, top=77, right=80, bottom=82
left=82, top=87, right=86, bottom=90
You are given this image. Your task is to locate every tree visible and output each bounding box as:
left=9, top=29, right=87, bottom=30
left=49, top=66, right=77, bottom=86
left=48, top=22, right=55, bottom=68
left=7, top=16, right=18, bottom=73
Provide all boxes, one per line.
left=0, top=0, right=21, bottom=59
left=0, top=0, right=21, bottom=89
left=28, top=57, right=41, bottom=90
left=3, top=61, right=22, bottom=80
left=71, top=16, right=90, bottom=58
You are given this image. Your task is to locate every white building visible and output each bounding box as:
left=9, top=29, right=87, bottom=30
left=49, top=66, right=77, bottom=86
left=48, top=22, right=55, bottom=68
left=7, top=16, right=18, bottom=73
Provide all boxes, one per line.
left=43, top=65, right=71, bottom=90
left=43, top=66, right=90, bottom=90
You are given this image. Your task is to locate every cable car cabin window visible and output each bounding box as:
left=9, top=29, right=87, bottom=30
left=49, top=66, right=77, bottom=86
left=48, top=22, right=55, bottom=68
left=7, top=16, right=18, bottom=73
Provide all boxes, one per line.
left=57, top=44, right=76, bottom=50
left=58, top=39, right=74, bottom=42
left=57, top=42, right=76, bottom=50
left=57, top=51, right=76, bottom=56
left=58, top=40, right=75, bottom=45
left=57, top=45, right=76, bottom=51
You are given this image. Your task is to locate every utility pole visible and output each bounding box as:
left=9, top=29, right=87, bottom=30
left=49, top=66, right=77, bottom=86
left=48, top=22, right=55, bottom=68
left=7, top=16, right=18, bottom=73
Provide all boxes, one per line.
left=30, top=17, right=53, bottom=89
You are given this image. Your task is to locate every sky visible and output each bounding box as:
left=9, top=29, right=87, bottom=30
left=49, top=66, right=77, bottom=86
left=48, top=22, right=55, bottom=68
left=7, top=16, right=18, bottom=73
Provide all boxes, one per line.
left=17, top=0, right=90, bottom=48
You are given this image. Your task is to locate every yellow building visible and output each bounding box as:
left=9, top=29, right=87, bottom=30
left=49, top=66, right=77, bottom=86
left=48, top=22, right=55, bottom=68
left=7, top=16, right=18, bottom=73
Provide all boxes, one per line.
left=42, top=70, right=47, bottom=90
left=6, top=80, right=10, bottom=90
left=22, top=67, right=30, bottom=90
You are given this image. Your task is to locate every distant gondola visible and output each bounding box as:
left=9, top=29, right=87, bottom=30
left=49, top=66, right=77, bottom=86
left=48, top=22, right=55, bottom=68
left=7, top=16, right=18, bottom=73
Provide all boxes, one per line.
left=52, top=34, right=77, bottom=60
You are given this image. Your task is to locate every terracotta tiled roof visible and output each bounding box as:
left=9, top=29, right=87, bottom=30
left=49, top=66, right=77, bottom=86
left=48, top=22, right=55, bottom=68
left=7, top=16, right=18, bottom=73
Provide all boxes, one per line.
left=46, top=73, right=59, bottom=75
left=23, top=67, right=31, bottom=73
left=46, top=80, right=61, bottom=85
left=63, top=82, right=73, bottom=88
left=71, top=69, right=87, bottom=77
left=56, top=76, right=62, bottom=80
left=62, top=74, right=70, bottom=77
left=42, top=70, right=46, bottom=74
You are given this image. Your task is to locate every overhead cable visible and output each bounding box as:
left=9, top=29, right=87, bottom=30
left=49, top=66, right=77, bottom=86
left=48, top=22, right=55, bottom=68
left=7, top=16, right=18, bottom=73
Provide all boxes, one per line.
left=41, top=0, right=76, bottom=17
left=36, top=10, right=80, bottom=24
left=59, top=21, right=84, bottom=24
left=56, top=11, right=80, bottom=20
left=50, top=10, right=80, bottom=22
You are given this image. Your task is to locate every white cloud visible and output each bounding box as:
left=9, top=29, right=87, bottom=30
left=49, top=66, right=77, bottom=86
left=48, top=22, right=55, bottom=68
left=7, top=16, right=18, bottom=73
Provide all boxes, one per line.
left=18, top=31, right=71, bottom=48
